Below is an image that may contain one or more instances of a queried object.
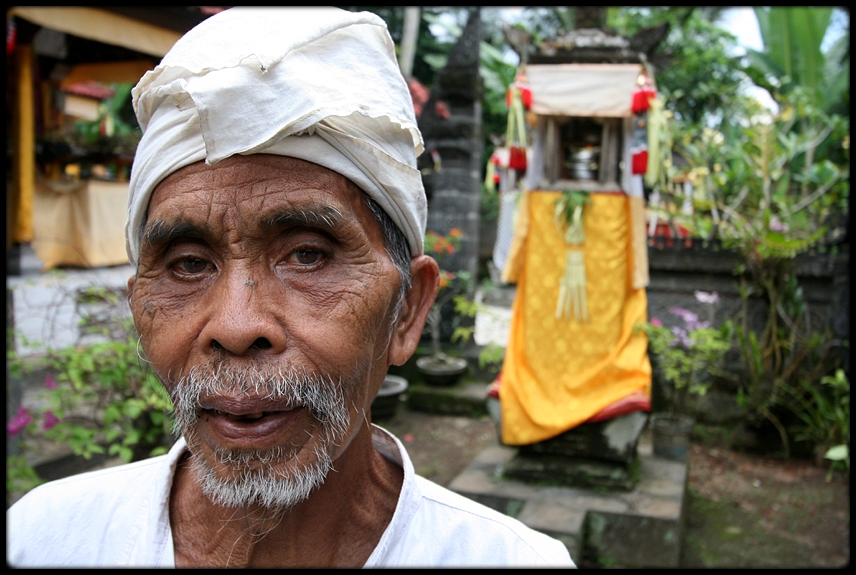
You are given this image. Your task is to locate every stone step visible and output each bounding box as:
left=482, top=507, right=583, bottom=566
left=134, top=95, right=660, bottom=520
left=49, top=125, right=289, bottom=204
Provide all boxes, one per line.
left=398, top=376, right=688, bottom=567
left=448, top=428, right=688, bottom=568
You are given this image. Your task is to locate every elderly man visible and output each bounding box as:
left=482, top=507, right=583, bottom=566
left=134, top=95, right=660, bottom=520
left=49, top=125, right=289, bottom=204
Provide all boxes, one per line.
left=7, top=7, right=573, bottom=568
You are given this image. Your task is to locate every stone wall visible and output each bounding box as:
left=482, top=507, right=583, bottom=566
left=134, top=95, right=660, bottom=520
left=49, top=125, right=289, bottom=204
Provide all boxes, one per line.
left=418, top=8, right=483, bottom=288
left=646, top=244, right=850, bottom=435
left=647, top=245, right=850, bottom=366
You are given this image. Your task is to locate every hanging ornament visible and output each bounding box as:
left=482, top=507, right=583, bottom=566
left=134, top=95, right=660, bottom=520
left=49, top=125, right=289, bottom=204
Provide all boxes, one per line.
left=492, top=153, right=502, bottom=184
left=644, top=95, right=666, bottom=189
left=505, top=67, right=530, bottom=174
left=631, top=73, right=656, bottom=114
left=508, top=145, right=527, bottom=171
left=484, top=151, right=503, bottom=194
left=554, top=191, right=591, bottom=322
left=505, top=70, right=532, bottom=110
left=630, top=71, right=658, bottom=176
left=630, top=114, right=649, bottom=175
left=631, top=149, right=648, bottom=175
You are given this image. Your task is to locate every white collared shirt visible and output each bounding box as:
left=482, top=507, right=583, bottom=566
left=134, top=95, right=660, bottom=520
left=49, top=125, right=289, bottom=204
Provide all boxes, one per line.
left=7, top=427, right=574, bottom=568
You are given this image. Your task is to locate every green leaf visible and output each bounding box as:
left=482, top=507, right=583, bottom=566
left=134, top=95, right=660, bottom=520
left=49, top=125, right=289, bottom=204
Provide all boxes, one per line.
left=119, top=446, right=134, bottom=463
left=824, top=444, right=848, bottom=462
left=123, top=400, right=145, bottom=419
left=104, top=427, right=122, bottom=442
left=103, top=404, right=121, bottom=426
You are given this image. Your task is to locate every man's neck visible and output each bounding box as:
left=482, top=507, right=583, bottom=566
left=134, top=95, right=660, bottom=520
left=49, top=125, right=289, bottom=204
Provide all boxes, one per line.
left=169, top=424, right=403, bottom=567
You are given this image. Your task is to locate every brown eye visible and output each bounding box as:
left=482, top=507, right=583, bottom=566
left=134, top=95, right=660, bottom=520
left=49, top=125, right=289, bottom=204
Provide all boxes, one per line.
left=294, top=249, right=322, bottom=265
left=180, top=258, right=209, bottom=274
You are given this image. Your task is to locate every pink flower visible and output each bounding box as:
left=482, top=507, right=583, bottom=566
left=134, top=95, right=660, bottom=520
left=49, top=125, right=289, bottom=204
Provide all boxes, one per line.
left=404, top=433, right=415, bottom=443
left=44, top=374, right=58, bottom=389
left=651, top=317, right=663, bottom=327
left=42, top=410, right=61, bottom=431
left=7, top=407, right=32, bottom=435
left=769, top=216, right=788, bottom=233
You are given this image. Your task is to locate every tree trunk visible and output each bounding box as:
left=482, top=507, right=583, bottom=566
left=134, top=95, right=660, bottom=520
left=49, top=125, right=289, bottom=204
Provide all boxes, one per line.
left=399, top=7, right=420, bottom=78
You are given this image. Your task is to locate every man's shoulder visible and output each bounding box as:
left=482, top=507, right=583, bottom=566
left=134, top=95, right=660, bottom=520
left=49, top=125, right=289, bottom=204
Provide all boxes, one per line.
left=369, top=425, right=573, bottom=567
left=400, top=475, right=574, bottom=566
left=7, top=447, right=179, bottom=567
left=12, top=449, right=172, bottom=511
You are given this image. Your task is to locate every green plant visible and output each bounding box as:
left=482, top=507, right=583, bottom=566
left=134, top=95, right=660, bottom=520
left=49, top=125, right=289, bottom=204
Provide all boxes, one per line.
left=721, top=269, right=843, bottom=457
left=638, top=292, right=731, bottom=415
left=647, top=76, right=849, bottom=456
left=779, top=367, right=850, bottom=480
left=6, top=454, right=46, bottom=504
left=746, top=7, right=849, bottom=117
left=422, top=228, right=473, bottom=364
left=7, top=293, right=174, bottom=502
left=450, top=287, right=506, bottom=372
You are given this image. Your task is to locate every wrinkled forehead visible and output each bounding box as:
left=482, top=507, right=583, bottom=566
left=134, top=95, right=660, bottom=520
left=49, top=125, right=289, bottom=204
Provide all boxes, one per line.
left=141, top=155, right=376, bottom=242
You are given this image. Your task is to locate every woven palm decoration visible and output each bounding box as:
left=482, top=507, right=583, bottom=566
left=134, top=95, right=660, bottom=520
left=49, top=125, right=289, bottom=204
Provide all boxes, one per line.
left=554, top=190, right=591, bottom=322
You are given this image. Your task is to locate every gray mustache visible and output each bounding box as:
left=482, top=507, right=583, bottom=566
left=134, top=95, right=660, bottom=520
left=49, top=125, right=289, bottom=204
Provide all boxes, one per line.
left=168, top=362, right=350, bottom=437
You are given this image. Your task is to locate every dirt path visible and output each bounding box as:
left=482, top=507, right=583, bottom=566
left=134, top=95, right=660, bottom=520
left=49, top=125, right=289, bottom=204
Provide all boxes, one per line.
left=683, top=441, right=850, bottom=568
left=376, top=407, right=850, bottom=568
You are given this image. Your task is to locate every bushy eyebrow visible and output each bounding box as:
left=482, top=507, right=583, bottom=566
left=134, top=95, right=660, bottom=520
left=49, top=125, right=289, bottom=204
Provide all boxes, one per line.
left=258, top=205, right=345, bottom=235
left=142, top=219, right=213, bottom=253
left=141, top=205, right=346, bottom=254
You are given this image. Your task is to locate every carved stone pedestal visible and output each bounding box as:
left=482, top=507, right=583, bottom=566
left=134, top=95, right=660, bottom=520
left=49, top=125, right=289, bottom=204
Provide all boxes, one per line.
left=503, top=411, right=649, bottom=492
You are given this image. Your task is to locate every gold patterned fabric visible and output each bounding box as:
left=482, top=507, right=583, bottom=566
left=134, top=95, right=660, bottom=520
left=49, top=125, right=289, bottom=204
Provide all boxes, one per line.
left=499, top=191, right=651, bottom=445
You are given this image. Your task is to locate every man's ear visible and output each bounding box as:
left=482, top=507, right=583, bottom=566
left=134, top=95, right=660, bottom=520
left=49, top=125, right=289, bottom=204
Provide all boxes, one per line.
left=127, top=275, right=136, bottom=304
left=387, top=255, right=439, bottom=366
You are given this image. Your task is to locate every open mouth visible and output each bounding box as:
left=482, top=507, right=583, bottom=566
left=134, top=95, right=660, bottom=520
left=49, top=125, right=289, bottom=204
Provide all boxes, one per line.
left=196, top=404, right=311, bottom=449
left=212, top=410, right=268, bottom=421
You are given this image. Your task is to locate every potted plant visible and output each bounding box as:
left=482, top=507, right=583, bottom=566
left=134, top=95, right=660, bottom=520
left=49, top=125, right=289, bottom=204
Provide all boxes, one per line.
left=638, top=291, right=731, bottom=460
left=416, top=228, right=473, bottom=386
left=371, top=374, right=409, bottom=421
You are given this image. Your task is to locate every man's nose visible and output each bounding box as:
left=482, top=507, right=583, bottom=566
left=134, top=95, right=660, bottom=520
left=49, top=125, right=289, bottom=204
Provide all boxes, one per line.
left=198, top=273, right=287, bottom=357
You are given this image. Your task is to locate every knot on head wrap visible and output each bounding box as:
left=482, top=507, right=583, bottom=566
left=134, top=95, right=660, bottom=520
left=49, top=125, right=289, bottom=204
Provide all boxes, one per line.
left=125, top=7, right=426, bottom=264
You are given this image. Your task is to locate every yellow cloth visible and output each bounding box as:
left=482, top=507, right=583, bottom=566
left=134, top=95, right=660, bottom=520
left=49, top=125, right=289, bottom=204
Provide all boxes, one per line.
left=500, top=191, right=651, bottom=445
left=32, top=178, right=131, bottom=270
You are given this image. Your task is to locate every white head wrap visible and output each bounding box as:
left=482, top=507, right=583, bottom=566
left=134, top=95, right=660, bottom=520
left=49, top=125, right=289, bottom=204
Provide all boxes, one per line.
left=125, top=7, right=426, bottom=264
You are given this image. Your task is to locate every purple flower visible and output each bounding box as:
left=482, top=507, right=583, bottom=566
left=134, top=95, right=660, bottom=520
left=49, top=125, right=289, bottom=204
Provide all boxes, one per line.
left=44, top=374, right=58, bottom=389
left=670, top=307, right=698, bottom=324
left=7, top=407, right=32, bottom=435
left=42, top=411, right=61, bottom=431
left=671, top=307, right=709, bottom=331
left=670, top=326, right=692, bottom=348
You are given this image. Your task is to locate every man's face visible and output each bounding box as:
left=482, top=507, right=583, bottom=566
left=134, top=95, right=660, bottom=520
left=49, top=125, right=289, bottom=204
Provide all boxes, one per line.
left=129, top=154, right=402, bottom=508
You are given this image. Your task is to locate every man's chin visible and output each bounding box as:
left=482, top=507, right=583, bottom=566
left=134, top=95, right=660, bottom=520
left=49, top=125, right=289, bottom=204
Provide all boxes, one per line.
left=188, top=443, right=332, bottom=510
